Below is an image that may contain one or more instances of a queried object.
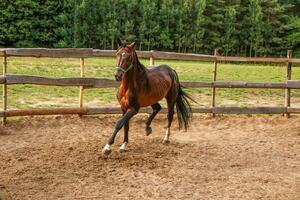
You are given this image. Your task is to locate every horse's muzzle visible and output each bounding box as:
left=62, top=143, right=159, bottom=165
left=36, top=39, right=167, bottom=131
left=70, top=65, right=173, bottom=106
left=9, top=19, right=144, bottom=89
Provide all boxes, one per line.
left=114, top=71, right=123, bottom=82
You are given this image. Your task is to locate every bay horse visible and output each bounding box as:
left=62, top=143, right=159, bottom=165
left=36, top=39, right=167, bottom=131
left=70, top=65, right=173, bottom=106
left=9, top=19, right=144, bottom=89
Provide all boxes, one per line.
left=102, top=39, right=194, bottom=158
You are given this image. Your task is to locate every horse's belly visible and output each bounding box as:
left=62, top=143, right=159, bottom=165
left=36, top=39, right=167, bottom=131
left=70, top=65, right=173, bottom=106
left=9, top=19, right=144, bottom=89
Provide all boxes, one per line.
left=138, top=94, right=165, bottom=107
left=138, top=76, right=172, bottom=107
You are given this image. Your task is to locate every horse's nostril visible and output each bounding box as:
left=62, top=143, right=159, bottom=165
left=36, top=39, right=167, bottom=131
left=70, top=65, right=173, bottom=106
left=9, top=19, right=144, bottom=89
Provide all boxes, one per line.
left=115, top=73, right=122, bottom=81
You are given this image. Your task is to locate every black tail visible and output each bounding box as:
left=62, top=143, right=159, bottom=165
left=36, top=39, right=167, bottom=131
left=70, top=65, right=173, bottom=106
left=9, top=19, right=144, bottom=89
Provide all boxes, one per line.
left=168, top=68, right=196, bottom=131
left=176, top=84, right=195, bottom=131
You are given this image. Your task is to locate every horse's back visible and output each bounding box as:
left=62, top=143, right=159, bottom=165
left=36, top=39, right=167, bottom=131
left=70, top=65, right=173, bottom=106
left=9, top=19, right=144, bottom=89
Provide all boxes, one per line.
left=148, top=64, right=173, bottom=72
left=147, top=64, right=174, bottom=86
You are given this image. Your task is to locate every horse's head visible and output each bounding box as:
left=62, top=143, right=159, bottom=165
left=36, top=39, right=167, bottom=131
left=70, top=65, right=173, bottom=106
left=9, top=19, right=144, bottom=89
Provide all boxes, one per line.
left=114, top=39, right=136, bottom=81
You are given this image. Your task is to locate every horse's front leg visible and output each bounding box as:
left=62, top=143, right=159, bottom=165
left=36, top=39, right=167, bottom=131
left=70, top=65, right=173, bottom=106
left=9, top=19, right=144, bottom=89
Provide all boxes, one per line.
left=102, top=108, right=138, bottom=158
left=119, top=120, right=129, bottom=153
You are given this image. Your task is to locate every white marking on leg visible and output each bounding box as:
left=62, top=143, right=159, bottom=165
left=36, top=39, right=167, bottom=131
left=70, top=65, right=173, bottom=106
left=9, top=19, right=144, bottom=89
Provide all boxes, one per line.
left=164, top=128, right=170, bottom=143
left=103, top=144, right=111, bottom=151
left=119, top=142, right=127, bottom=152
left=102, top=144, right=112, bottom=158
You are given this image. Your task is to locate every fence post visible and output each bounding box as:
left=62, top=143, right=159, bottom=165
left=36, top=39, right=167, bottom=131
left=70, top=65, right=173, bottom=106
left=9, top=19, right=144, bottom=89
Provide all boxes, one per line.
left=285, top=50, right=293, bottom=118
left=79, top=58, right=85, bottom=112
left=150, top=50, right=155, bottom=66
left=2, top=51, right=7, bottom=125
left=211, top=48, right=219, bottom=117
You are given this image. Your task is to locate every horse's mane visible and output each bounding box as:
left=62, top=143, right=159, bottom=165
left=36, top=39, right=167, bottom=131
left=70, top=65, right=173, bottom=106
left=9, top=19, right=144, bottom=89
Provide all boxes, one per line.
left=131, top=49, right=147, bottom=72
left=131, top=48, right=150, bottom=90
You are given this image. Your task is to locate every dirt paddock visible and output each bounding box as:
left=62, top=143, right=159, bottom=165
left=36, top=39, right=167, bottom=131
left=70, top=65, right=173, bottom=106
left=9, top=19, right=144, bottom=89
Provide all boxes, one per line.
left=0, top=114, right=299, bottom=200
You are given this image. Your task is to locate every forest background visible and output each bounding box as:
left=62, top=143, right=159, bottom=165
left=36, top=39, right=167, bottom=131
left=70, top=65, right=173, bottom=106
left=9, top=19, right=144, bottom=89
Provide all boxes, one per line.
left=0, top=0, right=300, bottom=57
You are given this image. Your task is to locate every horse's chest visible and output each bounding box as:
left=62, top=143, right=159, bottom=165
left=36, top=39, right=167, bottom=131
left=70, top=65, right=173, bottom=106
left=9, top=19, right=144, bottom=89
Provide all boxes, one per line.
left=118, top=87, right=133, bottom=109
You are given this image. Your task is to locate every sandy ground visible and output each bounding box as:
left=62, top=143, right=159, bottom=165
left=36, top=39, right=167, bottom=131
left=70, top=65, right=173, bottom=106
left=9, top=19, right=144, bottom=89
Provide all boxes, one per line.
left=0, top=114, right=299, bottom=200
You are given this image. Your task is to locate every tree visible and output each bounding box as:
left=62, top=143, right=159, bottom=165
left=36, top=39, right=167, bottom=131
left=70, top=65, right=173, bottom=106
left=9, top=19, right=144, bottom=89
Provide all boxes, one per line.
left=221, top=5, right=238, bottom=56
left=0, top=0, right=299, bottom=57
left=158, top=0, right=177, bottom=50
left=139, top=0, right=160, bottom=50
left=193, top=0, right=206, bottom=53
left=54, top=0, right=77, bottom=47
left=287, top=16, right=300, bottom=53
left=241, top=0, right=264, bottom=57
left=260, top=0, right=289, bottom=56
left=202, top=0, right=225, bottom=54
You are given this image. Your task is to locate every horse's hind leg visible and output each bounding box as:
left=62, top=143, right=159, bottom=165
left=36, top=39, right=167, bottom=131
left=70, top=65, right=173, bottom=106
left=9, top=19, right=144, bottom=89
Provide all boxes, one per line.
left=164, top=97, right=176, bottom=144
left=145, top=103, right=162, bottom=136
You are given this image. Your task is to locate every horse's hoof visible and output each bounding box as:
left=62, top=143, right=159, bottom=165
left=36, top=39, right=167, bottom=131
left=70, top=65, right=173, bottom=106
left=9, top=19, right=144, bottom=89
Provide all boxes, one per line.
left=102, top=149, right=111, bottom=158
left=119, top=148, right=126, bottom=153
left=145, top=126, right=152, bottom=136
left=119, top=143, right=127, bottom=153
left=102, top=144, right=112, bottom=158
left=163, top=139, right=170, bottom=144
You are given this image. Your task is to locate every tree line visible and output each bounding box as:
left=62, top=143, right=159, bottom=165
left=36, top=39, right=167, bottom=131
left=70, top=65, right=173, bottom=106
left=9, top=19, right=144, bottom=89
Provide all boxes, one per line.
left=0, top=0, right=299, bottom=57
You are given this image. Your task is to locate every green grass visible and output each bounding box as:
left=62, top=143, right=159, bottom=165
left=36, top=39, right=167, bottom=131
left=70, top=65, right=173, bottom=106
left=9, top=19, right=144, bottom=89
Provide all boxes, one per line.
left=2, top=57, right=300, bottom=109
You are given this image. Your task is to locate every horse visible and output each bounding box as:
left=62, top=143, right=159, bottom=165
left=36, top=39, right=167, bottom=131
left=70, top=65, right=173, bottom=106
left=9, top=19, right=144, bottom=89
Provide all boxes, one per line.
left=102, top=39, right=194, bottom=158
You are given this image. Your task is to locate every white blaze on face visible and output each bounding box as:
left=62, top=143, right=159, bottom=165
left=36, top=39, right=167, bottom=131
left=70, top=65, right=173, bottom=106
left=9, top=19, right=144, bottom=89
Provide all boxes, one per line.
left=122, top=52, right=125, bottom=56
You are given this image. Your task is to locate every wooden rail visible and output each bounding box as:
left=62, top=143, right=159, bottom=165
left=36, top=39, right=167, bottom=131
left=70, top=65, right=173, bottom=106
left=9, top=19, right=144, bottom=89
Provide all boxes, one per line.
left=1, top=48, right=300, bottom=63
left=0, top=48, right=93, bottom=58
left=1, top=106, right=294, bottom=117
left=4, top=75, right=119, bottom=87
left=0, top=48, right=300, bottom=122
left=91, top=50, right=300, bottom=63
left=2, top=74, right=300, bottom=89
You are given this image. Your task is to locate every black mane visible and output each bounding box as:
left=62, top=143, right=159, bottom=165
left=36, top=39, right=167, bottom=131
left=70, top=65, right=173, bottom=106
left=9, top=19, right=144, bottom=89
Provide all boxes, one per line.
left=132, top=49, right=150, bottom=90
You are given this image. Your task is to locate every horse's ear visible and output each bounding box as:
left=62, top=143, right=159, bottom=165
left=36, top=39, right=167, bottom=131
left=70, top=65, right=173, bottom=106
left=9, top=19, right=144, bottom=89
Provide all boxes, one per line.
left=128, top=40, right=137, bottom=49
left=116, top=38, right=122, bottom=47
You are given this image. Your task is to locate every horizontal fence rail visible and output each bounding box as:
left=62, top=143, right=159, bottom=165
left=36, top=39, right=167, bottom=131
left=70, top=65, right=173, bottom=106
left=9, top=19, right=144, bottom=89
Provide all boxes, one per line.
left=1, top=48, right=300, bottom=123
left=0, top=48, right=94, bottom=58
left=1, top=48, right=300, bottom=63
left=1, top=74, right=300, bottom=89
left=3, top=106, right=300, bottom=117
left=1, top=75, right=119, bottom=88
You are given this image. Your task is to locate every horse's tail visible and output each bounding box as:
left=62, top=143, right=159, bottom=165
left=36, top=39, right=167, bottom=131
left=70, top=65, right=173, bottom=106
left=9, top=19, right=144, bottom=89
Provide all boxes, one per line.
left=171, top=70, right=196, bottom=131
left=176, top=84, right=195, bottom=131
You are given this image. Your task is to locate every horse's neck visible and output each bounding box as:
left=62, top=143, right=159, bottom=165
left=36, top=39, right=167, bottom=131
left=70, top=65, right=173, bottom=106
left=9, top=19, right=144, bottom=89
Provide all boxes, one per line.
left=122, top=62, right=147, bottom=91
left=122, top=70, right=134, bottom=90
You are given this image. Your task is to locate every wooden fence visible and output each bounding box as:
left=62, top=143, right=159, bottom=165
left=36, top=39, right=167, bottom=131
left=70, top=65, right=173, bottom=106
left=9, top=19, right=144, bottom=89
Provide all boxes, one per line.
left=1, top=48, right=300, bottom=124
